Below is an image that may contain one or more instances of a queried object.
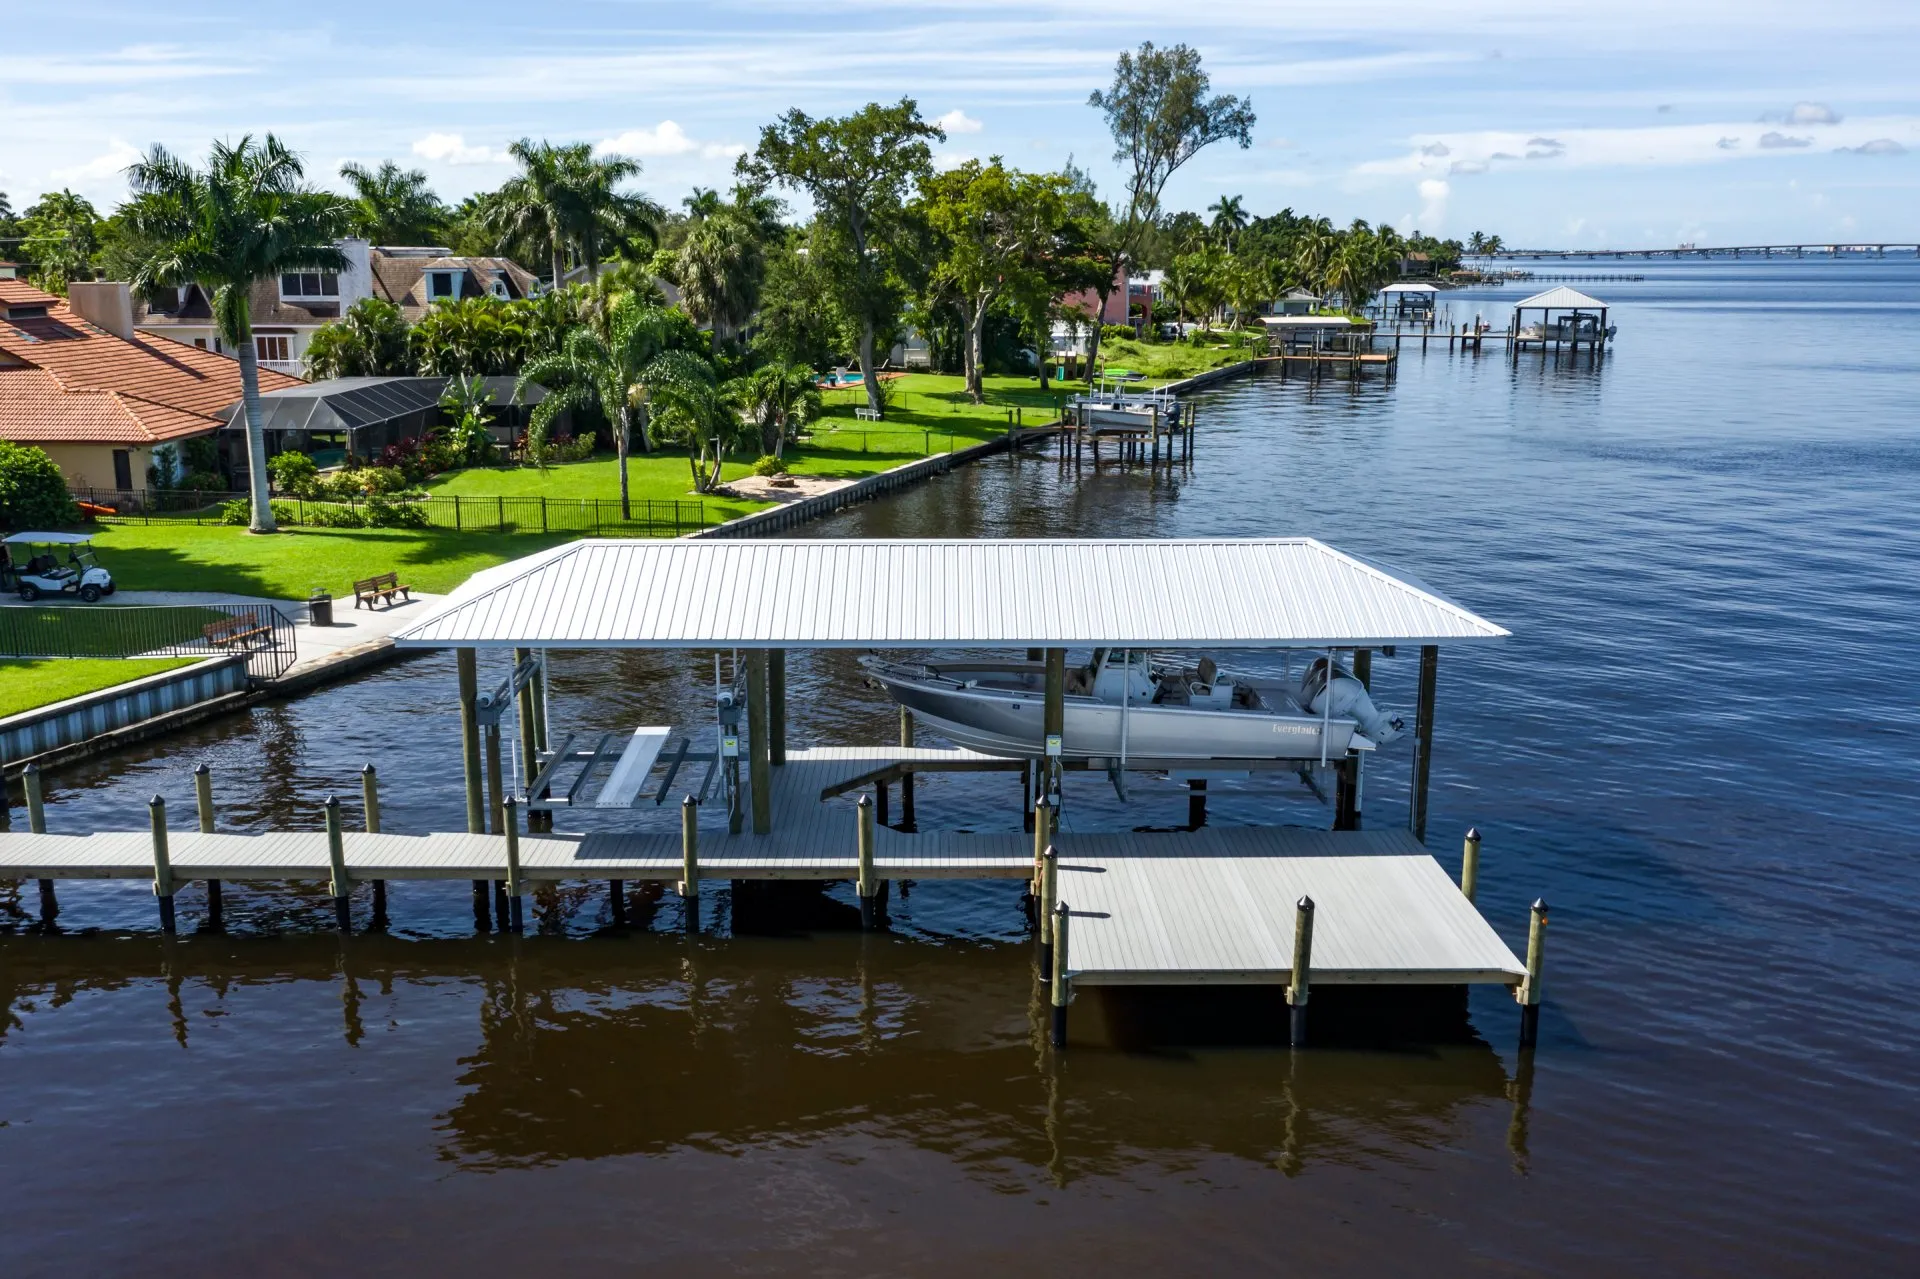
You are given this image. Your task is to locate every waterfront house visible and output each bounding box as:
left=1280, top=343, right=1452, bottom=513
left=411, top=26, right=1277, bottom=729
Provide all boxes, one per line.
left=132, top=241, right=541, bottom=376
left=0, top=278, right=300, bottom=491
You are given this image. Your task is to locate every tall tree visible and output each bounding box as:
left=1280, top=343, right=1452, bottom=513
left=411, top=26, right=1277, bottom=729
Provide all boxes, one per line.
left=339, top=160, right=447, bottom=244
left=303, top=297, right=411, bottom=378
left=676, top=210, right=765, bottom=347
left=19, top=189, right=102, bottom=291
left=556, top=145, right=663, bottom=291
left=485, top=139, right=575, bottom=288
left=921, top=159, right=1073, bottom=402
left=1207, top=193, right=1248, bottom=248
left=740, top=99, right=942, bottom=417
left=1085, top=42, right=1254, bottom=375
left=125, top=136, right=351, bottom=531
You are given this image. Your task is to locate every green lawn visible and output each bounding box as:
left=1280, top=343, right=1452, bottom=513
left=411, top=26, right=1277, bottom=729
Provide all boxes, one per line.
left=84, top=523, right=582, bottom=599
left=0, top=657, right=200, bottom=718
left=426, top=451, right=770, bottom=522
left=1097, top=335, right=1265, bottom=382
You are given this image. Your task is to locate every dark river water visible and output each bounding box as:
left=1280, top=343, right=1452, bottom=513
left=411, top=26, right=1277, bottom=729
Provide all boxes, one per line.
left=5, top=259, right=1919, bottom=1274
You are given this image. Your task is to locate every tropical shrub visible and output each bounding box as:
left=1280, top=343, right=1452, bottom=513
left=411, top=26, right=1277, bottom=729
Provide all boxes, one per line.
left=180, top=470, right=225, bottom=493
left=0, top=441, right=79, bottom=532
left=751, top=454, right=789, bottom=477
left=146, top=443, right=181, bottom=490
left=266, top=451, right=319, bottom=496
left=303, top=297, right=411, bottom=379
left=364, top=494, right=428, bottom=528
left=221, top=498, right=294, bottom=526
left=357, top=466, right=411, bottom=495
left=305, top=503, right=365, bottom=528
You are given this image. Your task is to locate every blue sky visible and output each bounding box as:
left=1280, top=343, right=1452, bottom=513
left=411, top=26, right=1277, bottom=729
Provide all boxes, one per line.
left=5, top=0, right=1918, bottom=247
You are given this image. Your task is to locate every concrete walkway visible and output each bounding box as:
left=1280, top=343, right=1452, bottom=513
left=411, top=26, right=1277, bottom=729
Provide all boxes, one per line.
left=105, top=590, right=443, bottom=677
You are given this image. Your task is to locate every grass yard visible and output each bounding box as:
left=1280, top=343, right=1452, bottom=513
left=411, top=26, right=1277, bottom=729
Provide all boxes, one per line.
left=84, top=523, right=581, bottom=599
left=1096, top=335, right=1265, bottom=382
left=426, top=451, right=770, bottom=523
left=0, top=657, right=200, bottom=718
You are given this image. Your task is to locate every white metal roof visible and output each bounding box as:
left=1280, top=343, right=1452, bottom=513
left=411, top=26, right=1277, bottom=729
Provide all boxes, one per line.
left=393, top=538, right=1509, bottom=650
left=1381, top=282, right=1440, bottom=294
left=1260, top=315, right=1353, bottom=327
left=1513, top=285, right=1608, bottom=310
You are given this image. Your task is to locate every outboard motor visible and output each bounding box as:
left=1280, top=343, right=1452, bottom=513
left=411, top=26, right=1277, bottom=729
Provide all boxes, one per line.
left=1301, top=658, right=1406, bottom=744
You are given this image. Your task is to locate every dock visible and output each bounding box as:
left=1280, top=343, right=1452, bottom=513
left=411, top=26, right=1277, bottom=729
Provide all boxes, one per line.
left=4, top=537, right=1547, bottom=1050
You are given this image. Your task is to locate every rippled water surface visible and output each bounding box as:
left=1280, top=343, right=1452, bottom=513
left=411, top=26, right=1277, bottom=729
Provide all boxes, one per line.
left=4, top=260, right=1918, bottom=1274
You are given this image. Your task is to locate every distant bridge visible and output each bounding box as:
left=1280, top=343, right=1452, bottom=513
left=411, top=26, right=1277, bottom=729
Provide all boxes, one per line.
left=1479, top=244, right=1918, bottom=261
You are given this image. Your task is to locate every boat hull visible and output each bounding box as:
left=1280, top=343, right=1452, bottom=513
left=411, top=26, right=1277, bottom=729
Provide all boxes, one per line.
left=879, top=674, right=1356, bottom=762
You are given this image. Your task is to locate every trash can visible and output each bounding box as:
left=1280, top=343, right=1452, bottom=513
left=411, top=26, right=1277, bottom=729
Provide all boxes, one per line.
left=308, top=590, right=333, bottom=627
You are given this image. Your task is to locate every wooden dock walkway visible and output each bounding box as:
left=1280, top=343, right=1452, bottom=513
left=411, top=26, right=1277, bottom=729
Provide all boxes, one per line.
left=0, top=746, right=1527, bottom=994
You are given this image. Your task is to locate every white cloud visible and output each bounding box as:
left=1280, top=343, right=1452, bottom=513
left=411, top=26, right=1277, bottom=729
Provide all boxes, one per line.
left=933, top=150, right=979, bottom=172
left=1418, top=178, right=1449, bottom=226
left=936, top=109, right=983, bottom=135
left=1359, top=115, right=1920, bottom=176
left=412, top=133, right=506, bottom=165
left=597, top=122, right=743, bottom=160
left=50, top=140, right=142, bottom=185
left=1786, top=101, right=1841, bottom=125
left=1420, top=142, right=1450, bottom=157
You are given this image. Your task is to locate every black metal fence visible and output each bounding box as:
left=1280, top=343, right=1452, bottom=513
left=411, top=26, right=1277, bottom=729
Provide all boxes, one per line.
left=70, top=488, right=708, bottom=537
left=0, top=602, right=298, bottom=682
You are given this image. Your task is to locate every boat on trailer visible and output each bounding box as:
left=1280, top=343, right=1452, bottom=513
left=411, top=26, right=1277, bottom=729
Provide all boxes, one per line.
left=864, top=649, right=1398, bottom=764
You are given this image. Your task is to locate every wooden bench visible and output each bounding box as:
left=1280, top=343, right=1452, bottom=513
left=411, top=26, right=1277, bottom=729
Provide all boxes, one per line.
left=203, top=616, right=272, bottom=648
left=854, top=406, right=881, bottom=421
left=353, top=571, right=412, bottom=610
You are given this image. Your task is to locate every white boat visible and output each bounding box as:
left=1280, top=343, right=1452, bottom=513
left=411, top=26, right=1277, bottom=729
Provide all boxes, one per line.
left=864, top=650, right=1402, bottom=764
left=1066, top=373, right=1178, bottom=427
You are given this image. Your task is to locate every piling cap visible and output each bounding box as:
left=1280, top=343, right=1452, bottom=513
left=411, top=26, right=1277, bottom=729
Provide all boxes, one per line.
left=1053, top=900, right=1068, bottom=917
left=1297, top=894, right=1315, bottom=911
left=857, top=793, right=871, bottom=808
left=361, top=762, right=376, bottom=775
left=193, top=763, right=209, bottom=777
left=682, top=793, right=698, bottom=808
left=1532, top=897, right=1549, bottom=913
left=149, top=793, right=164, bottom=807
left=1466, top=826, right=1481, bottom=841
left=324, top=793, right=339, bottom=808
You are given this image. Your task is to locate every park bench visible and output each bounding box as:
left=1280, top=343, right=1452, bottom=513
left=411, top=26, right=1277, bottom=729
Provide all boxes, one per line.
left=854, top=406, right=881, bottom=421
left=353, top=571, right=412, bottom=610
left=203, top=615, right=272, bottom=648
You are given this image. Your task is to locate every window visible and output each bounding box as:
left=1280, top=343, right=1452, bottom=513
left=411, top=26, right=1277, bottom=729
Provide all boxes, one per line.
left=279, top=272, right=340, bottom=299
left=428, top=271, right=457, bottom=300
left=256, top=335, right=291, bottom=363
left=193, top=338, right=207, bottom=350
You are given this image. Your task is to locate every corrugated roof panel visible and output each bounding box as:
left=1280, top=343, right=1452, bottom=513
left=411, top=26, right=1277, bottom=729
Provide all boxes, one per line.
left=396, top=539, right=1510, bottom=649
left=1513, top=285, right=1608, bottom=310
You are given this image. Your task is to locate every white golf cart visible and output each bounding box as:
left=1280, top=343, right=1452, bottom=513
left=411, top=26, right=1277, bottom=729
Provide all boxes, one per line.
left=0, top=531, right=117, bottom=603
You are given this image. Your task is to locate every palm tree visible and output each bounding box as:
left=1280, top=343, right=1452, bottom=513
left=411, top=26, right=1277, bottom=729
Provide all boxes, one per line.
left=339, top=160, right=446, bottom=244
left=645, top=351, right=747, bottom=493
left=556, top=146, right=663, bottom=292
left=413, top=296, right=530, bottom=377
left=677, top=211, right=765, bottom=346
left=517, top=295, right=682, bottom=513
left=1207, top=194, right=1249, bottom=249
left=485, top=139, right=573, bottom=289
left=1466, top=230, right=1488, bottom=256
left=727, top=362, right=821, bottom=457
left=126, top=135, right=351, bottom=532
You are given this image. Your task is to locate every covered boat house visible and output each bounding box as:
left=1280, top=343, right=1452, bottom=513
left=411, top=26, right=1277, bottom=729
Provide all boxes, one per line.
left=1510, top=286, right=1613, bottom=357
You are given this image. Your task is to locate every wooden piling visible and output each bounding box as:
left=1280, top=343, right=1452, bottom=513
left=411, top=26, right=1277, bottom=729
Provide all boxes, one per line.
left=148, top=795, right=175, bottom=933
left=324, top=795, right=351, bottom=933
left=1039, top=844, right=1059, bottom=958
left=1049, top=901, right=1070, bottom=1048
left=1187, top=777, right=1207, bottom=828
left=362, top=764, right=385, bottom=925
left=458, top=647, right=490, bottom=927
left=25, top=764, right=54, bottom=920
left=1461, top=827, right=1481, bottom=903
left=769, top=649, right=787, bottom=766
left=746, top=650, right=771, bottom=835
left=193, top=763, right=221, bottom=925
left=513, top=646, right=544, bottom=832
left=484, top=721, right=506, bottom=835
left=1031, top=795, right=1052, bottom=904
left=609, top=880, right=626, bottom=926
left=503, top=796, right=524, bottom=933
left=856, top=793, right=878, bottom=930
left=679, top=793, right=699, bottom=929
left=898, top=706, right=915, bottom=829
left=1518, top=899, right=1548, bottom=1048
left=1409, top=645, right=1439, bottom=841
left=1043, top=648, right=1066, bottom=797
left=1287, top=895, right=1315, bottom=1047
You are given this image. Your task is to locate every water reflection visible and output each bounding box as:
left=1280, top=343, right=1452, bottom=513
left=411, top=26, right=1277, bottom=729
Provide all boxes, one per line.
left=0, top=934, right=1524, bottom=1185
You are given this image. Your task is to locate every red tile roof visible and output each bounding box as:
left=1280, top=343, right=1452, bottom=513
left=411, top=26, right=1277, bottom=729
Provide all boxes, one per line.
left=0, top=278, right=64, bottom=309
left=0, top=296, right=303, bottom=447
